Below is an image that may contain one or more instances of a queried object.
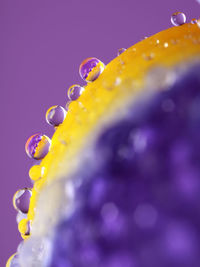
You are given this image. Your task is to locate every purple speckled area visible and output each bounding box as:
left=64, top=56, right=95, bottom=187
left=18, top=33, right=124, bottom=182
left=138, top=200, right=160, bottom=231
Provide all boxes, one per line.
left=79, top=58, right=100, bottom=81
left=49, top=65, right=200, bottom=267
left=14, top=189, right=31, bottom=214
left=46, top=106, right=66, bottom=126
left=25, top=134, right=51, bottom=160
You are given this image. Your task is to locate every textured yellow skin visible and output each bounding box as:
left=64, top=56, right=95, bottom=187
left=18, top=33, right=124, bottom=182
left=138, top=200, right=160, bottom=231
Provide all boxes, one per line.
left=27, top=24, right=200, bottom=228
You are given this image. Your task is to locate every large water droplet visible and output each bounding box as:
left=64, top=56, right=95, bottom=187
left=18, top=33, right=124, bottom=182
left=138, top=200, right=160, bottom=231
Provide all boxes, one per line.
left=171, top=12, right=186, bottom=26
left=79, top=57, right=105, bottom=82
left=46, top=105, right=67, bottom=126
left=13, top=188, right=32, bottom=214
left=67, top=84, right=84, bottom=101
left=25, top=134, right=51, bottom=160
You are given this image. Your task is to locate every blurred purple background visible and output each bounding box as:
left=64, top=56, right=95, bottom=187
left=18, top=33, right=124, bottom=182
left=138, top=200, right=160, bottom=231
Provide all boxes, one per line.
left=0, top=0, right=199, bottom=265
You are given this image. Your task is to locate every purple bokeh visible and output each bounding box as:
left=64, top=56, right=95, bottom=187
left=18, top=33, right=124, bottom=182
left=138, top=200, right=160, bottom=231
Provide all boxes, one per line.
left=0, top=0, right=199, bottom=265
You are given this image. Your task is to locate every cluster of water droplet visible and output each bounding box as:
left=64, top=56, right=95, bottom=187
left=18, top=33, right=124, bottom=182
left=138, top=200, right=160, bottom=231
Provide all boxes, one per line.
left=6, top=11, right=200, bottom=267
left=7, top=57, right=105, bottom=266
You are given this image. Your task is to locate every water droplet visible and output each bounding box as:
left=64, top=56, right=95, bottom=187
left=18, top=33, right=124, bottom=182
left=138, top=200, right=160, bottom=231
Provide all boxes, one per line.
left=142, top=52, right=155, bottom=61
left=156, top=39, right=160, bottom=44
left=18, top=218, right=31, bottom=237
left=6, top=253, right=19, bottom=267
left=117, top=48, right=126, bottom=56
left=13, top=188, right=32, bottom=214
left=197, top=19, right=200, bottom=28
left=191, top=18, right=197, bottom=24
left=79, top=57, right=105, bottom=82
left=171, top=12, right=186, bottom=26
left=29, top=165, right=45, bottom=181
left=67, top=84, right=84, bottom=101
left=25, top=134, right=51, bottom=160
left=164, top=42, right=169, bottom=48
left=46, top=105, right=67, bottom=126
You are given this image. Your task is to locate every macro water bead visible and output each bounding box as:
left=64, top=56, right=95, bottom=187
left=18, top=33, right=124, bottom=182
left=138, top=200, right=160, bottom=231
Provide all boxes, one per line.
left=171, top=12, right=186, bottom=26
left=79, top=57, right=105, bottom=82
left=13, top=188, right=32, bottom=214
left=18, top=218, right=30, bottom=237
left=67, top=84, right=84, bottom=101
left=46, top=105, right=67, bottom=126
left=191, top=18, right=198, bottom=24
left=117, top=48, right=126, bottom=56
left=25, top=134, right=51, bottom=160
left=29, top=165, right=45, bottom=181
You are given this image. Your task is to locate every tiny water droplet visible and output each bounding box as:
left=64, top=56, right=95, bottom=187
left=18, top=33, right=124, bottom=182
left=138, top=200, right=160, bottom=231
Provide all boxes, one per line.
left=79, top=57, right=105, bottom=82
left=13, top=188, right=32, bottom=214
left=114, top=77, right=121, bottom=86
left=117, top=48, right=126, bottom=56
left=143, top=52, right=155, bottom=61
left=197, top=19, right=200, bottom=28
left=164, top=42, right=169, bottom=48
left=191, top=18, right=197, bottom=24
left=171, top=12, right=186, bottom=26
left=25, top=134, right=51, bottom=160
left=67, top=84, right=84, bottom=101
left=46, top=105, right=67, bottom=126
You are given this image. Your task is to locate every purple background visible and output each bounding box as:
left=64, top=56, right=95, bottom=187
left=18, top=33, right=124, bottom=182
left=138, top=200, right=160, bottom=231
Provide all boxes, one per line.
left=0, top=0, right=199, bottom=265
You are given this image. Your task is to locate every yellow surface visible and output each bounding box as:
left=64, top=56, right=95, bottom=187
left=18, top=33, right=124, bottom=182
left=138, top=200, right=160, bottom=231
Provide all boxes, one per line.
left=26, top=23, right=200, bottom=227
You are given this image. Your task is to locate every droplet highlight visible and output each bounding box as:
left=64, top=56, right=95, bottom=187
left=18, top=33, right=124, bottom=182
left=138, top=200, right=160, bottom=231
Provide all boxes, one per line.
left=67, top=85, right=84, bottom=101
left=117, top=48, right=126, bottom=56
